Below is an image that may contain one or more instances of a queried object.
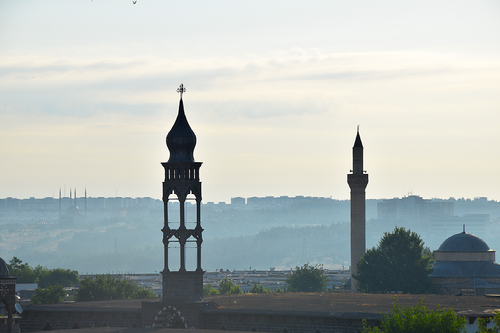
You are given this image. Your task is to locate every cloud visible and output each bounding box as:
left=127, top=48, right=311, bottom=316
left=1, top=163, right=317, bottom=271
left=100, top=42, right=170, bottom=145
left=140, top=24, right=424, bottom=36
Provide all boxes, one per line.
left=0, top=50, right=498, bottom=123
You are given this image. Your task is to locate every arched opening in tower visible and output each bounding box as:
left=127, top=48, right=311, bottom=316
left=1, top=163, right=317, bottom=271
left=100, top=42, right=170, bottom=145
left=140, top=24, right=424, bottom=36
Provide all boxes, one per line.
left=185, top=192, right=198, bottom=271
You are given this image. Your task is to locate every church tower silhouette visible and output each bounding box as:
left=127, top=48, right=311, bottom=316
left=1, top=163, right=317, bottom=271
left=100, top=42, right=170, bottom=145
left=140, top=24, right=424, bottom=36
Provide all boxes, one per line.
left=347, top=127, right=368, bottom=291
left=161, top=84, right=204, bottom=302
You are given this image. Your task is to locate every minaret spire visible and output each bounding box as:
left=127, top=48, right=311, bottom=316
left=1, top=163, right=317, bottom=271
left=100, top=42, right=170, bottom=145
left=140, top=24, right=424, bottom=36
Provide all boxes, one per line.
left=348, top=128, right=369, bottom=292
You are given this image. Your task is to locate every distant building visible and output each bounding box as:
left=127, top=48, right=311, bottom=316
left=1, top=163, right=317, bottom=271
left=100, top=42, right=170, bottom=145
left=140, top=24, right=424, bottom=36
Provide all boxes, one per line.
left=430, top=214, right=490, bottom=236
left=230, top=197, right=245, bottom=205
left=377, top=195, right=453, bottom=225
left=59, top=205, right=85, bottom=224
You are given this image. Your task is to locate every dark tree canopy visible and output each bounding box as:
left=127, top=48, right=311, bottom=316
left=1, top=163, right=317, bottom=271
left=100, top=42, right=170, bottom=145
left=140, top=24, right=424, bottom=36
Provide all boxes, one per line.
left=286, top=263, right=327, bottom=292
left=31, top=285, right=67, bottom=305
left=8, top=257, right=79, bottom=288
left=354, top=227, right=436, bottom=294
left=74, top=275, right=156, bottom=301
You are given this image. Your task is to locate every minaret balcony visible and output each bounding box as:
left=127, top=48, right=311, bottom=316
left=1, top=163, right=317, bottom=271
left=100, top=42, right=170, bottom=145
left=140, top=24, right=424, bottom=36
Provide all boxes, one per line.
left=162, top=162, right=202, bottom=182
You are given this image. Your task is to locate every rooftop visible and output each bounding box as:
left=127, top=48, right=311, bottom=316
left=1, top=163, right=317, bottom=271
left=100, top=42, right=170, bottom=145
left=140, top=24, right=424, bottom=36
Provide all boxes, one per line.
left=26, top=293, right=500, bottom=318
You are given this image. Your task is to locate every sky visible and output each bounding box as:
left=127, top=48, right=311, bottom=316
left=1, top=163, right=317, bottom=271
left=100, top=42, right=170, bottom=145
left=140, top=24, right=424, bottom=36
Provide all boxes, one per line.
left=1, top=0, right=499, bottom=203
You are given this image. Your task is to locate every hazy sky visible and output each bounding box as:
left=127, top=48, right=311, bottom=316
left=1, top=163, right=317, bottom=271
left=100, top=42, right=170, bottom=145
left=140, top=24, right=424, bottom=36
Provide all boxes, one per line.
left=1, top=1, right=499, bottom=203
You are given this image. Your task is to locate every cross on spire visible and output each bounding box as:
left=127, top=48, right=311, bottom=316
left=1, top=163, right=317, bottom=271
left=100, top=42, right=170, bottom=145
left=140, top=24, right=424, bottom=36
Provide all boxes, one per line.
left=176, top=83, right=186, bottom=100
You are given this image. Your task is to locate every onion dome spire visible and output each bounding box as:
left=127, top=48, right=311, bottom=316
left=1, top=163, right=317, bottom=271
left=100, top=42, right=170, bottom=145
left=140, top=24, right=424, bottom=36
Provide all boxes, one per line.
left=166, top=84, right=197, bottom=163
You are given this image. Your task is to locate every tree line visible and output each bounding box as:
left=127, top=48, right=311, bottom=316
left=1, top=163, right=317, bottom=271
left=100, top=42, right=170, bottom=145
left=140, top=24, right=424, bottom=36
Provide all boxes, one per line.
left=8, top=257, right=155, bottom=304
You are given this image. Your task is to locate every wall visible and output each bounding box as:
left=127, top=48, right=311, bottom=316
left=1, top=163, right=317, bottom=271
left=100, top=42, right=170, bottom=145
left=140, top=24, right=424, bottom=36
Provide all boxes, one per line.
left=21, top=302, right=379, bottom=333
left=205, top=310, right=379, bottom=333
left=21, top=308, right=141, bottom=332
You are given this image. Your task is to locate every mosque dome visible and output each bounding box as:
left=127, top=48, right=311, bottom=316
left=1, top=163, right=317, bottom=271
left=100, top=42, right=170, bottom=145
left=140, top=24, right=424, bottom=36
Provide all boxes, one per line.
left=166, top=99, right=196, bottom=163
left=436, top=231, right=491, bottom=252
left=67, top=205, right=80, bottom=214
left=0, top=257, right=10, bottom=277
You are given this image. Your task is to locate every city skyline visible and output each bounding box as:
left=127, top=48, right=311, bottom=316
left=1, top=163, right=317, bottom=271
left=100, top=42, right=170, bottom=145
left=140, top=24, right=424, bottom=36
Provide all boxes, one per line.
left=1, top=1, right=499, bottom=203
left=0, top=192, right=495, bottom=203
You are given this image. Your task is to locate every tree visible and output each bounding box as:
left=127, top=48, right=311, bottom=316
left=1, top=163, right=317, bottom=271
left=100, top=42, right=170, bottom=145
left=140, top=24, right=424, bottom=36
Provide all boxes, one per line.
left=34, top=266, right=79, bottom=288
left=354, top=227, right=436, bottom=294
left=362, top=297, right=466, bottom=333
left=7, top=257, right=79, bottom=288
left=250, top=282, right=267, bottom=294
left=218, top=277, right=234, bottom=295
left=8, top=257, right=35, bottom=283
left=229, top=285, right=243, bottom=294
left=74, top=275, right=156, bottom=301
left=217, top=278, right=242, bottom=295
left=31, top=285, right=67, bottom=305
left=286, top=263, right=327, bottom=292
left=203, top=283, right=220, bottom=295
left=477, top=311, right=500, bottom=333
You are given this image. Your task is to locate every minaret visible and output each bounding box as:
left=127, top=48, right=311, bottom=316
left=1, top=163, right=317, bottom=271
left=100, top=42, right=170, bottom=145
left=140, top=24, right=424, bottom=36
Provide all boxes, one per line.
left=347, top=127, right=368, bottom=291
left=59, top=188, right=61, bottom=217
left=161, top=84, right=204, bottom=302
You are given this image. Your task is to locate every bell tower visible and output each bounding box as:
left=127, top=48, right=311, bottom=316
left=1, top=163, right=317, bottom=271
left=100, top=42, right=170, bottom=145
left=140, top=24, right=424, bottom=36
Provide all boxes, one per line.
left=347, top=127, right=368, bottom=291
left=161, top=84, right=203, bottom=302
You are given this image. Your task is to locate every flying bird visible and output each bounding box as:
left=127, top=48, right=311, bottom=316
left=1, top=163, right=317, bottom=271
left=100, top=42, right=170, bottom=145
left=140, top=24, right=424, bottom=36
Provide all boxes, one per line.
left=132, top=0, right=137, bottom=3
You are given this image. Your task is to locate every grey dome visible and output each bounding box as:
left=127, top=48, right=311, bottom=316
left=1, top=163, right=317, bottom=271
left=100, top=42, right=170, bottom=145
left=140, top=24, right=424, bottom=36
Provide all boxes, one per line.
left=0, top=257, right=10, bottom=277
left=430, top=261, right=465, bottom=277
left=166, top=99, right=196, bottom=163
left=436, top=232, right=490, bottom=252
left=431, top=261, right=500, bottom=278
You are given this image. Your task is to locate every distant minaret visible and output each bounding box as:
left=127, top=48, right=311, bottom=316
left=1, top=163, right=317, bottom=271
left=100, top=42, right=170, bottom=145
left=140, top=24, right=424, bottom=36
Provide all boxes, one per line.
left=59, top=188, right=62, bottom=217
left=347, top=127, right=369, bottom=291
left=85, top=188, right=87, bottom=217
left=70, top=188, right=72, bottom=206
left=74, top=188, right=77, bottom=207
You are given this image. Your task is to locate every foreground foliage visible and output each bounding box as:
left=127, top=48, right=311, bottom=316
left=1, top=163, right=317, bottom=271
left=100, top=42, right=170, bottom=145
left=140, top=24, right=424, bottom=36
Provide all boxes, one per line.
left=362, top=297, right=466, bottom=333
left=478, top=311, right=500, bottom=333
left=354, top=227, right=436, bottom=294
left=286, top=263, right=327, bottom=292
left=74, top=274, right=156, bottom=301
left=8, top=257, right=79, bottom=288
left=31, top=285, right=67, bottom=305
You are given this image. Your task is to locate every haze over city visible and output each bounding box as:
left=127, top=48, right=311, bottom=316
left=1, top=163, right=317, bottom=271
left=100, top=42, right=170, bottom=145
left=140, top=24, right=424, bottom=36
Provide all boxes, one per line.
left=1, top=1, right=499, bottom=203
